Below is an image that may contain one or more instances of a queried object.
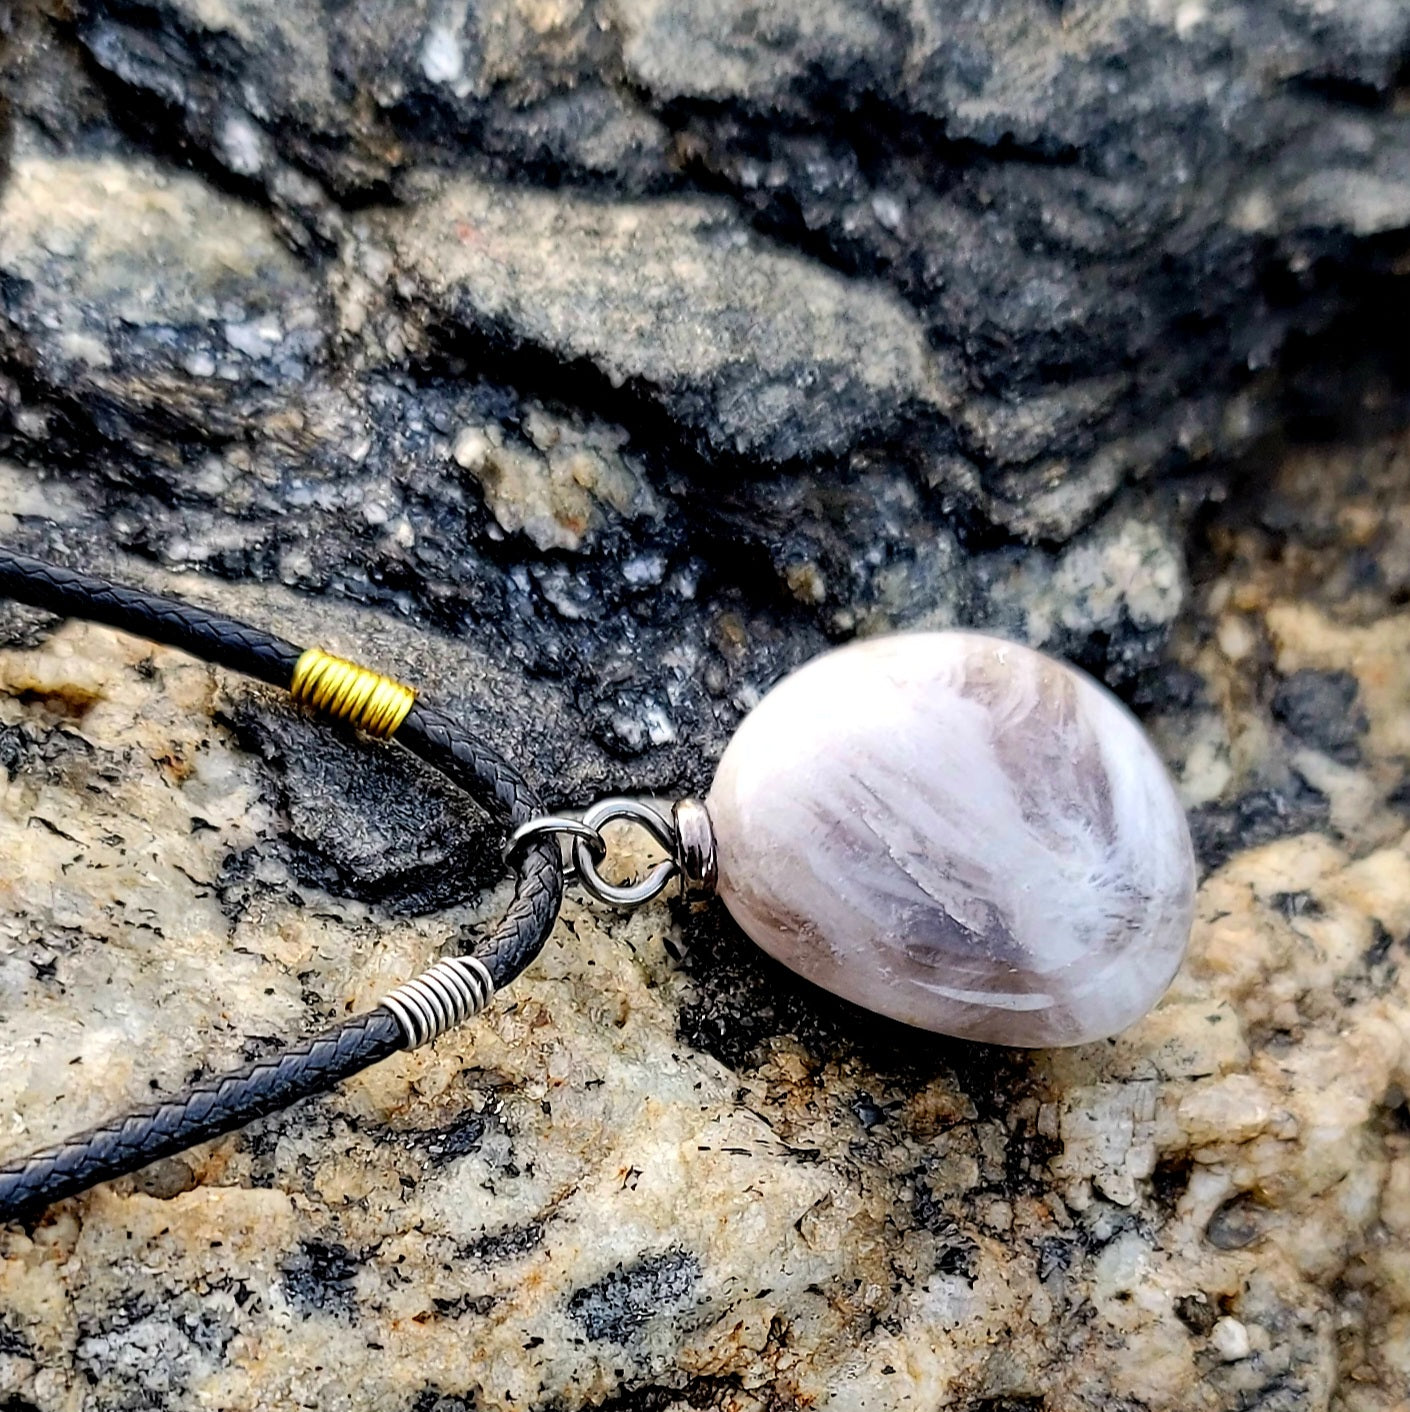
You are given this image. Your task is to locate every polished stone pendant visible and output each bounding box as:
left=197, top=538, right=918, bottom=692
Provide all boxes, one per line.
left=704, top=632, right=1196, bottom=1047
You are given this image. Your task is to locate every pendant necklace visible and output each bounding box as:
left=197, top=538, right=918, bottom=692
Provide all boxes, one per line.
left=0, top=546, right=1196, bottom=1221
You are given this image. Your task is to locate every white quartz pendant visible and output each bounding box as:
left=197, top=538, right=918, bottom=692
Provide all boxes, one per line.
left=706, top=632, right=1196, bottom=1047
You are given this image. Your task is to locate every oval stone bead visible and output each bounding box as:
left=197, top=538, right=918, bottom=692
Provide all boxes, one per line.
left=706, top=632, right=1196, bottom=1047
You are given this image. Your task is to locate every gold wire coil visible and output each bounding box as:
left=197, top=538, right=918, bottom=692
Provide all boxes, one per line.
left=290, top=647, right=417, bottom=739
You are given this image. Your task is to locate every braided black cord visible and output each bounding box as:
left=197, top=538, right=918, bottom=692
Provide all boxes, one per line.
left=397, top=703, right=564, bottom=988
left=0, top=551, right=564, bottom=1221
left=0, top=547, right=302, bottom=686
left=0, top=1013, right=405, bottom=1219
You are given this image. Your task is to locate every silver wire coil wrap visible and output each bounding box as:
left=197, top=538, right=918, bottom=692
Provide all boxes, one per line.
left=379, top=955, right=496, bottom=1049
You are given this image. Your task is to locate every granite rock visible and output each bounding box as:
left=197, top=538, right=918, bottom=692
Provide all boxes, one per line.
left=2, top=451, right=1410, bottom=1410
left=10, top=0, right=1409, bottom=536
left=0, top=133, right=1199, bottom=792
left=376, top=177, right=957, bottom=463
left=2, top=2, right=1410, bottom=1410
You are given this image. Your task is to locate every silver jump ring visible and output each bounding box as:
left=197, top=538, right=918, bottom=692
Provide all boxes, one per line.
left=571, top=798, right=679, bottom=908
left=503, top=815, right=606, bottom=876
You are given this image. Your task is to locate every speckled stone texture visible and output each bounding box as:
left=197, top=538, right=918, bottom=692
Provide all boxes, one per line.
left=2, top=1, right=1410, bottom=1410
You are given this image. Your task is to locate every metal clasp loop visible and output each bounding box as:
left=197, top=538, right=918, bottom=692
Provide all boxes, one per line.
left=504, top=797, right=717, bottom=909
left=572, top=798, right=678, bottom=907
left=503, top=815, right=606, bottom=880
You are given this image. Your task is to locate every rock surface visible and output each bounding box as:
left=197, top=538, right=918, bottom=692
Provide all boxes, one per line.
left=0, top=1, right=1409, bottom=1410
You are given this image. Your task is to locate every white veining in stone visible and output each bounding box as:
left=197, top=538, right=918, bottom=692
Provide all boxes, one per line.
left=706, top=632, right=1197, bottom=1046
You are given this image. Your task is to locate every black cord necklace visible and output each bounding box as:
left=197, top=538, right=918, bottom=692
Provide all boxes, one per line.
left=0, top=544, right=1198, bottom=1223
left=0, top=547, right=567, bottom=1221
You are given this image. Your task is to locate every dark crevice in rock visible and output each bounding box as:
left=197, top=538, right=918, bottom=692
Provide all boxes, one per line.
left=406, top=316, right=823, bottom=484
left=1271, top=668, right=1368, bottom=766
left=460, top=1222, right=546, bottom=1266
left=0, top=1321, right=32, bottom=1359
left=957, top=1401, right=1047, bottom=1412
left=81, top=8, right=304, bottom=201
left=657, top=86, right=1080, bottom=295
left=74, top=1, right=389, bottom=227
left=220, top=694, right=502, bottom=917
left=560, top=1375, right=752, bottom=1412
left=68, top=0, right=673, bottom=212
left=280, top=1238, right=366, bottom=1320
left=411, top=1393, right=476, bottom=1412
left=1284, top=72, right=1403, bottom=113
left=1188, top=783, right=1334, bottom=874
left=567, top=1249, right=702, bottom=1343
